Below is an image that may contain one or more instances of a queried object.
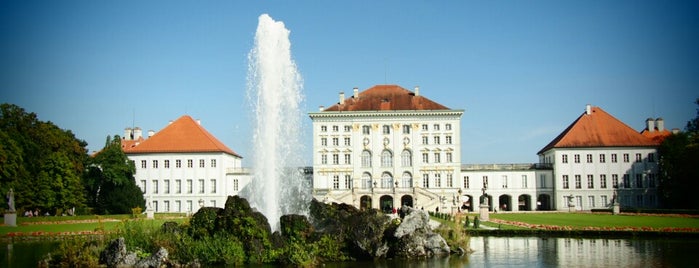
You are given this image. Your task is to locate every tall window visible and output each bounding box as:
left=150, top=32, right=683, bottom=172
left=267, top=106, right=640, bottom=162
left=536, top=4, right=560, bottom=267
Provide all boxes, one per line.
left=599, top=154, right=606, bottom=163
left=611, top=154, right=617, bottom=163
left=321, top=138, right=327, bottom=146
left=321, top=154, right=327, bottom=165
left=332, top=154, right=339, bottom=165
left=433, top=124, right=440, bottom=131
left=381, top=150, right=393, bottom=167
left=141, top=160, right=147, bottom=169
left=344, top=154, right=351, bottom=164
left=483, top=176, right=488, bottom=188
left=421, top=124, right=428, bottom=131
left=435, top=173, right=441, bottom=188
left=423, top=174, right=430, bottom=188
left=445, top=124, right=452, bottom=130
left=623, top=154, right=629, bottom=163
left=332, top=125, right=339, bottom=132
left=187, top=159, right=193, bottom=168
left=464, top=176, right=470, bottom=189
left=446, top=152, right=453, bottom=163
left=562, top=154, right=568, bottom=163
left=422, top=153, right=429, bottom=163
left=344, top=137, right=351, bottom=146
left=501, top=175, right=508, bottom=188
left=175, top=180, right=181, bottom=194
left=422, top=136, right=429, bottom=145
left=153, top=160, right=158, bottom=168
left=362, top=125, right=371, bottom=135
left=382, top=125, right=391, bottom=134
left=445, top=136, right=452, bottom=144
left=198, top=179, right=205, bottom=193
left=434, top=152, right=441, bottom=163
left=152, top=180, right=158, bottom=193
left=574, top=154, right=580, bottom=163
left=211, top=159, right=216, bottom=168
left=321, top=125, right=327, bottom=132
left=587, top=175, right=594, bottom=188
left=574, top=175, right=581, bottom=189
left=362, top=173, right=372, bottom=189
left=540, top=174, right=547, bottom=188
left=176, top=160, right=182, bottom=168
left=612, top=174, right=619, bottom=188
left=401, top=150, right=412, bottom=167
left=361, top=151, right=372, bottom=167
left=586, top=154, right=593, bottom=163
left=562, top=175, right=569, bottom=189
left=623, top=174, right=630, bottom=188
left=199, top=159, right=205, bottom=168
left=648, top=173, right=656, bottom=187
left=234, top=179, right=239, bottom=191
left=333, top=175, right=340, bottom=189
left=402, top=125, right=411, bottom=134
left=433, top=136, right=440, bottom=145
left=140, top=180, right=146, bottom=192
left=600, top=175, right=607, bottom=188
left=635, top=153, right=642, bottom=162
left=187, top=179, right=193, bottom=194
left=635, top=174, right=643, bottom=188
left=164, top=180, right=170, bottom=194
left=344, top=125, right=351, bottom=132
left=344, top=175, right=352, bottom=189
left=332, top=137, right=339, bottom=146
left=402, top=172, right=412, bottom=188
left=381, top=172, right=393, bottom=188
left=521, top=175, right=528, bottom=188
left=210, top=179, right=216, bottom=193
left=164, top=160, right=170, bottom=168
left=447, top=174, right=453, bottom=188
left=588, top=196, right=595, bottom=208
left=648, top=153, right=655, bottom=162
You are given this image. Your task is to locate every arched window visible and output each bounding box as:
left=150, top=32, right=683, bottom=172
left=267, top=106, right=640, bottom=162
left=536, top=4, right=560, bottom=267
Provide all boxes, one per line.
left=402, top=172, right=413, bottom=188
left=361, top=150, right=372, bottom=167
left=381, top=172, right=394, bottom=188
left=381, top=150, right=393, bottom=167
left=401, top=150, right=412, bottom=167
left=362, top=172, right=372, bottom=189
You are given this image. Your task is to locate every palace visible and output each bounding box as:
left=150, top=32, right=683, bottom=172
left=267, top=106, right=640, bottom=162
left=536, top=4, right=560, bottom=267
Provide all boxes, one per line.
left=309, top=85, right=671, bottom=213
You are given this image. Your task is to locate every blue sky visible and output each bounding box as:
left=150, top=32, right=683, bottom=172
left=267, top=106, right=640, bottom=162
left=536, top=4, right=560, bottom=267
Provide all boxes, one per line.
left=1, top=1, right=697, bottom=165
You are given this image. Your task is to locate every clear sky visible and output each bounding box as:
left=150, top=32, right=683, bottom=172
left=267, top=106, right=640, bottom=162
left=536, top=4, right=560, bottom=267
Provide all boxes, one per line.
left=1, top=1, right=697, bottom=165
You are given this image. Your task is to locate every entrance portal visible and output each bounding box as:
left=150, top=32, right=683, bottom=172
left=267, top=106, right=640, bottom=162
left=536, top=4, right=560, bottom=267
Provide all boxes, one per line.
left=380, top=195, right=394, bottom=213
left=400, top=195, right=414, bottom=208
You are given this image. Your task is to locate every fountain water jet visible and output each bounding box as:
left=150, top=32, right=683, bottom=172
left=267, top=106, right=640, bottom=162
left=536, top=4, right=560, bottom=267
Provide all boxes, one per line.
left=243, top=14, right=310, bottom=231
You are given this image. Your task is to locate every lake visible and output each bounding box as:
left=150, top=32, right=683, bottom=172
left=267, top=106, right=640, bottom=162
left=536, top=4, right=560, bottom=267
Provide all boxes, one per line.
left=3, top=236, right=698, bottom=267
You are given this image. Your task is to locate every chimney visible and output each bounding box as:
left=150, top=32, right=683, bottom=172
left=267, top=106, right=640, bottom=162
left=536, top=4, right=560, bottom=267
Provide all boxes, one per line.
left=414, top=86, right=420, bottom=96
left=148, top=130, right=155, bottom=138
left=353, top=87, right=359, bottom=98
left=339, top=91, right=345, bottom=105
left=124, top=128, right=133, bottom=140
left=197, top=119, right=201, bottom=125
left=319, top=105, right=325, bottom=111
left=585, top=104, right=592, bottom=115
left=134, top=127, right=142, bottom=140
left=646, top=118, right=655, bottom=132
left=655, top=117, right=665, bottom=131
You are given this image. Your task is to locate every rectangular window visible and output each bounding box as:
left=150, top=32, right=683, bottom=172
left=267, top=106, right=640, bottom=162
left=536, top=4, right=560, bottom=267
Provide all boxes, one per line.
left=562, top=154, right=568, bottom=163
left=422, top=136, right=429, bottom=145
left=141, top=160, right=147, bottom=169
left=176, top=160, right=182, bottom=168
left=331, top=137, right=338, bottom=146
left=575, top=175, right=581, bottom=189
left=611, top=154, right=617, bottom=163
left=199, top=179, right=205, bottom=193
left=164, top=180, right=170, bottom=194
left=588, top=196, right=595, bottom=208
left=623, top=154, right=629, bottom=163
left=433, top=136, right=440, bottom=145
left=175, top=201, right=181, bottom=212
left=636, top=153, right=642, bottom=162
left=483, top=176, right=489, bottom=188
left=601, top=196, right=608, bottom=207
left=623, top=174, right=630, bottom=188
left=140, top=180, right=146, bottom=193
left=164, top=160, right=170, bottom=168
left=199, top=159, right=205, bottom=168
left=187, top=180, right=193, bottom=194
left=445, top=124, right=452, bottom=130
left=210, top=179, right=216, bottom=193
left=319, top=137, right=326, bottom=147
left=648, top=173, right=656, bottom=187
left=344, top=125, right=351, bottom=132
left=539, top=174, right=546, bottom=188
left=435, top=173, right=441, bottom=188
left=152, top=160, right=158, bottom=168
left=362, top=125, right=370, bottom=135
left=344, top=137, right=351, bottom=146
left=587, top=175, right=594, bottom=189
left=344, top=154, right=351, bottom=164
left=422, top=153, right=429, bottom=163
left=636, top=174, right=643, bottom=188
left=574, top=154, right=580, bottom=163
left=211, top=159, right=216, bottom=168
left=403, top=125, right=410, bottom=134
left=331, top=175, right=339, bottom=189
left=176, top=180, right=181, bottom=194
left=321, top=125, right=327, bottom=132
left=586, top=154, right=593, bottom=163
left=382, top=125, right=391, bottom=134
left=464, top=176, right=470, bottom=189
left=521, top=175, right=528, bottom=188
left=446, top=152, right=453, bottom=163
left=562, top=175, right=569, bottom=189
left=421, top=124, right=428, bottom=131
left=648, top=153, right=655, bottom=162
left=187, top=200, right=192, bottom=212
left=502, top=175, right=508, bottom=188
left=332, top=125, right=339, bottom=132
left=187, top=159, right=193, bottom=168
left=447, top=174, right=453, bottom=188
left=234, top=179, right=239, bottom=191
left=600, top=175, right=607, bottom=188
left=433, top=124, right=440, bottom=131
left=321, top=154, right=327, bottom=165
left=422, top=174, right=430, bottom=188
left=152, top=180, right=158, bottom=193
left=164, top=201, right=170, bottom=212
left=434, top=153, right=440, bottom=163
left=599, top=154, right=606, bottom=163
left=345, top=175, right=352, bottom=189
left=445, top=136, right=452, bottom=144
left=332, top=154, right=339, bottom=165
left=612, top=174, right=619, bottom=188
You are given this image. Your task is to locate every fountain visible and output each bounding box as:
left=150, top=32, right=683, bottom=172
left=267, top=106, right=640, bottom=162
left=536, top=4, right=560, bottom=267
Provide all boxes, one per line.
left=243, top=14, right=310, bottom=231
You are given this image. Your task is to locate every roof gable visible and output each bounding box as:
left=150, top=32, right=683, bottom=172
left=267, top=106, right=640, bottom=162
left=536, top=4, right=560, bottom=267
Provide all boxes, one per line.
left=538, top=106, right=657, bottom=154
left=323, top=85, right=450, bottom=112
left=124, top=115, right=240, bottom=157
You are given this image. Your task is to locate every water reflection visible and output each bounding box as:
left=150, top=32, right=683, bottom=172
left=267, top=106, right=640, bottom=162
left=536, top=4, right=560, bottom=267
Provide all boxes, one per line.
left=469, top=236, right=699, bottom=267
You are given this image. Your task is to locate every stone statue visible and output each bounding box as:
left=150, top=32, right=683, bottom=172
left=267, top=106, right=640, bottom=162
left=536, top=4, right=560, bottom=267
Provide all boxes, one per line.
left=6, top=188, right=15, bottom=212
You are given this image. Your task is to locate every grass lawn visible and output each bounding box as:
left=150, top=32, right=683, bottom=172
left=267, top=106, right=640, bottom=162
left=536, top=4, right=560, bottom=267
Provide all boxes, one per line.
left=1, top=214, right=187, bottom=237
left=489, top=213, right=699, bottom=229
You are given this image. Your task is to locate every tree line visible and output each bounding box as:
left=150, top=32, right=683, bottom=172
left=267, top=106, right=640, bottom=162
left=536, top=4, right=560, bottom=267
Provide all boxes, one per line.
left=1, top=103, right=144, bottom=215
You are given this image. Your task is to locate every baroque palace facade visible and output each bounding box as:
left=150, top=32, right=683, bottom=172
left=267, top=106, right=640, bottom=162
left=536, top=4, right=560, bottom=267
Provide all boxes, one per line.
left=309, top=85, right=670, bottom=213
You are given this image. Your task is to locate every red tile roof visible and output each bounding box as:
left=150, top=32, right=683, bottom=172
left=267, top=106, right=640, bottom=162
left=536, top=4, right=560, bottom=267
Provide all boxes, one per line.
left=640, top=129, right=672, bottom=144
left=538, top=106, right=658, bottom=154
left=123, top=115, right=240, bottom=157
left=322, top=85, right=450, bottom=111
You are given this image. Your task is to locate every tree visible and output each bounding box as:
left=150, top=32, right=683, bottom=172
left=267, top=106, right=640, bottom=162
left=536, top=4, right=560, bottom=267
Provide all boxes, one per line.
left=658, top=98, right=699, bottom=209
left=84, top=135, right=145, bottom=214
